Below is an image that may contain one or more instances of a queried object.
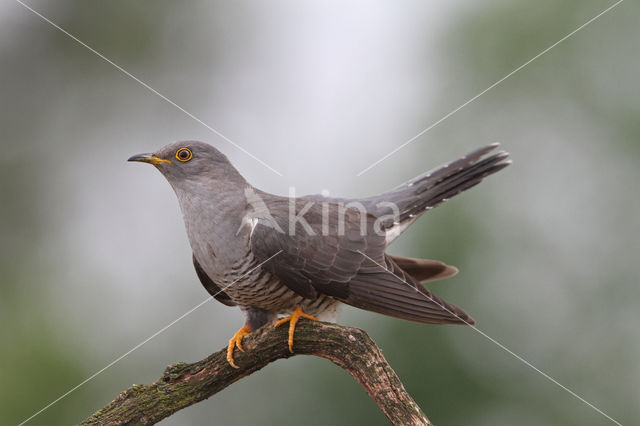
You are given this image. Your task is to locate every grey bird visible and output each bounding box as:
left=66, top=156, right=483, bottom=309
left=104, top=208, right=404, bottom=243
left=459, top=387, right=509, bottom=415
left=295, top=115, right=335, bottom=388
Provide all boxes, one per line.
left=129, top=141, right=510, bottom=368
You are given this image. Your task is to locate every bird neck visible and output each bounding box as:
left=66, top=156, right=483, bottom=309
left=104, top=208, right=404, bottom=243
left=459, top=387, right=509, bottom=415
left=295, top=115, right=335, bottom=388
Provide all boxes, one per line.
left=174, top=182, right=252, bottom=266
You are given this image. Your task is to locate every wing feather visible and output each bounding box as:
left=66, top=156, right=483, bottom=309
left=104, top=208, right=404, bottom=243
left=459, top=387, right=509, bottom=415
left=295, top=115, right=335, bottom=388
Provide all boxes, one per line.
left=250, top=196, right=472, bottom=325
left=192, top=254, right=236, bottom=306
left=344, top=256, right=474, bottom=324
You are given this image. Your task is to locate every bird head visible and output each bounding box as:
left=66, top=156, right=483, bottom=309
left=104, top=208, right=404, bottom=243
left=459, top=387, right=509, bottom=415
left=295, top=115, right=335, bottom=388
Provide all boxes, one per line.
left=128, top=141, right=246, bottom=190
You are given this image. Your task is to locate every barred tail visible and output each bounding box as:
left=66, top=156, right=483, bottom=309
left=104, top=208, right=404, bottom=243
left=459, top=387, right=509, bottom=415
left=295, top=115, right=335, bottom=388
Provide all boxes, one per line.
left=367, top=144, right=511, bottom=228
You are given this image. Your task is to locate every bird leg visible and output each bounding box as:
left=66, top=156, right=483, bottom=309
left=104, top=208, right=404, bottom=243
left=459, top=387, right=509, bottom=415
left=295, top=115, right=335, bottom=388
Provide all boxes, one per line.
left=274, top=306, right=319, bottom=353
left=227, top=324, right=252, bottom=369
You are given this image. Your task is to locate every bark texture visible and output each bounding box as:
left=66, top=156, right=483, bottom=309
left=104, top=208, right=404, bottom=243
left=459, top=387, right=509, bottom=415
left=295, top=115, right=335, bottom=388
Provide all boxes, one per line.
left=82, top=321, right=431, bottom=425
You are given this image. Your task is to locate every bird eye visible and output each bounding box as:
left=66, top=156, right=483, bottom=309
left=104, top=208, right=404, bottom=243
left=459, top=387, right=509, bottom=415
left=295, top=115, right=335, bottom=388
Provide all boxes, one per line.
left=175, top=148, right=193, bottom=162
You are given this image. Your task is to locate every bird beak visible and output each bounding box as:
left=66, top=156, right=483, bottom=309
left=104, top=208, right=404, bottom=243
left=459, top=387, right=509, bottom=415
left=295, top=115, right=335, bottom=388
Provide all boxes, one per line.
left=127, top=153, right=173, bottom=165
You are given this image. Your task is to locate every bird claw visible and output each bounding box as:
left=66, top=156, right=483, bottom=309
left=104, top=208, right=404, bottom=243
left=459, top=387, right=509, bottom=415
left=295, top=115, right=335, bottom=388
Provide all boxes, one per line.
left=227, top=324, right=251, bottom=369
left=274, top=307, right=318, bottom=353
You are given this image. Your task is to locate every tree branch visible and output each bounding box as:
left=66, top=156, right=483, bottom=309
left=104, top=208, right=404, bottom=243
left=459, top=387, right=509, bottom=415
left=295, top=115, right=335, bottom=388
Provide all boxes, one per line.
left=81, top=321, right=431, bottom=425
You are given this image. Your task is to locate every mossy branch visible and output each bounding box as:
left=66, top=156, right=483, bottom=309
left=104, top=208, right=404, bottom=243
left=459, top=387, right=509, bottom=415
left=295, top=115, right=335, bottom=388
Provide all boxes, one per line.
left=81, top=321, right=431, bottom=425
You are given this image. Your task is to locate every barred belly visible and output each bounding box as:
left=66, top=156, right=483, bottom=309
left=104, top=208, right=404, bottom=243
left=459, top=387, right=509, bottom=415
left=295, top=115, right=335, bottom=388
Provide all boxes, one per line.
left=222, top=254, right=340, bottom=321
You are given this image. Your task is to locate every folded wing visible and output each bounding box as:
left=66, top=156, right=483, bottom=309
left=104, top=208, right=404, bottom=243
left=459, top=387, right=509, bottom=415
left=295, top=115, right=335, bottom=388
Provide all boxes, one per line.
left=250, top=197, right=472, bottom=325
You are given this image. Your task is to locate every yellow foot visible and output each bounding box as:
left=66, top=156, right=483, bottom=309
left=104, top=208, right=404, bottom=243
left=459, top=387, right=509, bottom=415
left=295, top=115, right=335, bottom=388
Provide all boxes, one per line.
left=274, top=307, right=318, bottom=353
left=227, top=324, right=251, bottom=369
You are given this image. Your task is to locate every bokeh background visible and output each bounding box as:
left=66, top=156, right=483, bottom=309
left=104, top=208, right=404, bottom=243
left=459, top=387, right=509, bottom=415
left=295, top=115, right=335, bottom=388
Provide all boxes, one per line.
left=1, top=1, right=638, bottom=425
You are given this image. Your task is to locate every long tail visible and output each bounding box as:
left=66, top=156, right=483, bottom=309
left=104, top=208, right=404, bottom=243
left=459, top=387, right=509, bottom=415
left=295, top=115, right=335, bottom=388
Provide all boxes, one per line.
left=363, top=143, right=511, bottom=231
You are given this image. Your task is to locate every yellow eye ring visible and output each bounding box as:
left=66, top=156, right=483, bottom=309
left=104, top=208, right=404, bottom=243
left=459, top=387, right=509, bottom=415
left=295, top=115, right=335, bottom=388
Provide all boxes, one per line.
left=175, top=147, right=193, bottom=162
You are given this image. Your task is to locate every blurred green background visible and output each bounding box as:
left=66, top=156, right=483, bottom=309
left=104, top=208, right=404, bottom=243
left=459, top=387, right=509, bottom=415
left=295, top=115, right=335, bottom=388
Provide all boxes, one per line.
left=1, top=1, right=638, bottom=425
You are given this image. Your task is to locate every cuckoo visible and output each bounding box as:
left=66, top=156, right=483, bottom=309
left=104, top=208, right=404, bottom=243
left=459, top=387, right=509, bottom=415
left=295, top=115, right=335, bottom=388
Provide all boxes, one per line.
left=129, top=141, right=510, bottom=368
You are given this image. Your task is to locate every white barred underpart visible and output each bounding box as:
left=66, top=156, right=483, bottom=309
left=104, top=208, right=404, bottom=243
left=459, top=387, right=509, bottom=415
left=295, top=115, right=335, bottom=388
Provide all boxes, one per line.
left=222, top=248, right=340, bottom=321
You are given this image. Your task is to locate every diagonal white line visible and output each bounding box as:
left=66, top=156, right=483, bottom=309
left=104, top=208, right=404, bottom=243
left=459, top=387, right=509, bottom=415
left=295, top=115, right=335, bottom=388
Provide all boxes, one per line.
left=356, top=250, right=622, bottom=425
left=356, top=0, right=625, bottom=176
left=18, top=250, right=283, bottom=426
left=17, top=297, right=215, bottom=426
left=13, top=0, right=283, bottom=177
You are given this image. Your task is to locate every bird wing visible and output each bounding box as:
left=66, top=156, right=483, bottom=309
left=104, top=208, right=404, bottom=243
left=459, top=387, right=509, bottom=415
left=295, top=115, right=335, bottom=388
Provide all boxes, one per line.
left=192, top=254, right=236, bottom=306
left=249, top=198, right=381, bottom=300
left=344, top=255, right=473, bottom=324
left=250, top=198, right=472, bottom=324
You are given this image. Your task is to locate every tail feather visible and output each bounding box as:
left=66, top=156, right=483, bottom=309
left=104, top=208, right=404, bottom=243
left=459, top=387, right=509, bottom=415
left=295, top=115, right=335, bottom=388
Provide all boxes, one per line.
left=408, top=150, right=510, bottom=219
left=387, top=254, right=458, bottom=283
left=363, top=143, right=510, bottom=232
left=406, top=143, right=503, bottom=190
